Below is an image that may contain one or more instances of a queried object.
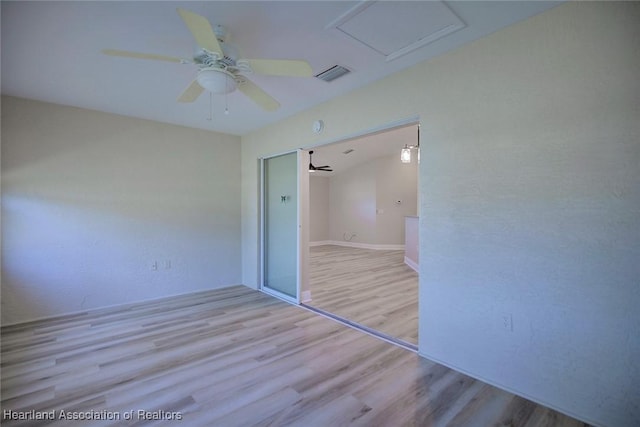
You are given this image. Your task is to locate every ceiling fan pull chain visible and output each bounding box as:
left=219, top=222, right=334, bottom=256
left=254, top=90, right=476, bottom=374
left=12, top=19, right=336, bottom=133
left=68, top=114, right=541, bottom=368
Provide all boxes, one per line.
left=225, top=77, right=230, bottom=115
left=207, top=92, right=213, bottom=121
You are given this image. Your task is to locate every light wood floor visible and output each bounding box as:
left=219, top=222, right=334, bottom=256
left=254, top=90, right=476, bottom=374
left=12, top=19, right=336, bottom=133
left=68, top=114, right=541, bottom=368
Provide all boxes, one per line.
left=308, top=245, right=418, bottom=345
left=1, top=286, right=588, bottom=426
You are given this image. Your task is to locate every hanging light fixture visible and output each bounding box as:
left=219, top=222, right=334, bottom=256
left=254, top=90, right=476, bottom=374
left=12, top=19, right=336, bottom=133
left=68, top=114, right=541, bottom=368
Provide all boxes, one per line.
left=401, top=145, right=412, bottom=163
left=400, top=142, right=420, bottom=163
left=400, top=125, right=420, bottom=163
left=417, top=124, right=420, bottom=164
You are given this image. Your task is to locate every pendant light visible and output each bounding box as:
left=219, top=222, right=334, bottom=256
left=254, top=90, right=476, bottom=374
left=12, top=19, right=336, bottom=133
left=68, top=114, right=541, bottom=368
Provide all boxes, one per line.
left=401, top=145, right=412, bottom=163
left=400, top=125, right=420, bottom=163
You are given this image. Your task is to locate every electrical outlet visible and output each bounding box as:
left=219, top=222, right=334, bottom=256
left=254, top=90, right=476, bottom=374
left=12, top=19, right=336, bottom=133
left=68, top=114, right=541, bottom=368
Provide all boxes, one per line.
left=502, top=314, right=513, bottom=332
left=151, top=261, right=158, bottom=271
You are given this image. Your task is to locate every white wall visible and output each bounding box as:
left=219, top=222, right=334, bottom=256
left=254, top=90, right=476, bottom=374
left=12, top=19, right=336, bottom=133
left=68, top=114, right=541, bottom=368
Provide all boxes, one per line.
left=327, top=153, right=417, bottom=246
left=309, top=176, right=330, bottom=242
left=329, top=161, right=376, bottom=244
left=241, top=3, right=640, bottom=426
left=373, top=154, right=418, bottom=245
left=1, top=96, right=242, bottom=324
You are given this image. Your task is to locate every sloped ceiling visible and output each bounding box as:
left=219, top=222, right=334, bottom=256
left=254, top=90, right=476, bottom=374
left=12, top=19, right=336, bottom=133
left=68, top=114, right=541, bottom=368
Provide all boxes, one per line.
left=309, top=123, right=419, bottom=176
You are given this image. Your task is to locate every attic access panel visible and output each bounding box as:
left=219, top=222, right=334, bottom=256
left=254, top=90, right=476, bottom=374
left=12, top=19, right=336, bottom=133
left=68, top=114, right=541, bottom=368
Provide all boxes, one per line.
left=328, top=1, right=465, bottom=62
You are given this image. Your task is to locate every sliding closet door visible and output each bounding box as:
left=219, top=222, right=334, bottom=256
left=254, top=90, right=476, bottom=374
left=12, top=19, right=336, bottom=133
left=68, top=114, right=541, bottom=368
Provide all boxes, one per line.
left=261, top=151, right=300, bottom=302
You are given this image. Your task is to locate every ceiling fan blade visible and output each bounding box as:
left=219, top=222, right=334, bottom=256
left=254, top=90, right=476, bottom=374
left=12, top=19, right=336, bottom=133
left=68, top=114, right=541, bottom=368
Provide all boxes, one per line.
left=177, top=79, right=204, bottom=103
left=102, top=49, right=184, bottom=63
left=237, top=77, right=280, bottom=112
left=177, top=8, right=223, bottom=57
left=245, top=59, right=313, bottom=77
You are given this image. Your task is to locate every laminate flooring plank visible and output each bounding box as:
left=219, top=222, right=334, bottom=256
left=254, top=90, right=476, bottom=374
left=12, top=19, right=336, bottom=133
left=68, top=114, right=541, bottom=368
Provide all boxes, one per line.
left=444, top=383, right=515, bottom=427
left=1, top=285, right=590, bottom=427
left=308, top=245, right=419, bottom=344
left=202, top=386, right=301, bottom=427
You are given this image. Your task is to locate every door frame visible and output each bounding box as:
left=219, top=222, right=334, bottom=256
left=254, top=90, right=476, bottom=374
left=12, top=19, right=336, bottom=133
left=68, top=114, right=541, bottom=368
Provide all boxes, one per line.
left=256, top=115, right=420, bottom=347
left=299, top=116, right=420, bottom=348
left=299, top=115, right=420, bottom=294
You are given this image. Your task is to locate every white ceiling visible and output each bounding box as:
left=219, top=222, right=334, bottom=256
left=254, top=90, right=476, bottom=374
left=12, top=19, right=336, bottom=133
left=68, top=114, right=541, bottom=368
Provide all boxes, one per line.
left=1, top=1, right=561, bottom=136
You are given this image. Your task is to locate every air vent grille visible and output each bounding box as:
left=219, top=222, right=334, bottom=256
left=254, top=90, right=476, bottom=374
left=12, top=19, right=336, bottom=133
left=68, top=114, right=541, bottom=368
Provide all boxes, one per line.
left=315, top=65, right=350, bottom=82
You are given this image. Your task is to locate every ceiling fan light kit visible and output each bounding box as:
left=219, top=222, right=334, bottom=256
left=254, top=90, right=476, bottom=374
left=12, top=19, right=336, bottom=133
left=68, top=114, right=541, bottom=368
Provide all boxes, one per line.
left=102, top=8, right=313, bottom=112
left=197, top=68, right=237, bottom=94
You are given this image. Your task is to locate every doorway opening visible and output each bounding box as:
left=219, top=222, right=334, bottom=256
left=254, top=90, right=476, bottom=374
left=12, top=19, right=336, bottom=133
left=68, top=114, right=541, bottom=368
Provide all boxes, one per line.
left=302, top=121, right=420, bottom=349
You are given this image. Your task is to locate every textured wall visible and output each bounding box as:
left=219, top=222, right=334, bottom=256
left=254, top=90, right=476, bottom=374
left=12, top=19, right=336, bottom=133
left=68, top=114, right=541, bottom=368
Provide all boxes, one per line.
left=374, top=154, right=418, bottom=245
left=329, top=161, right=377, bottom=244
left=2, top=97, right=242, bottom=324
left=241, top=3, right=640, bottom=426
left=327, top=154, right=417, bottom=246
left=309, top=176, right=330, bottom=242
left=418, top=4, right=640, bottom=426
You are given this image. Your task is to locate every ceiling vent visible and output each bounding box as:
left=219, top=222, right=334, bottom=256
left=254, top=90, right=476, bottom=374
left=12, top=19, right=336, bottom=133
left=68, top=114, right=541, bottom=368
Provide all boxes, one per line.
left=315, top=65, right=351, bottom=82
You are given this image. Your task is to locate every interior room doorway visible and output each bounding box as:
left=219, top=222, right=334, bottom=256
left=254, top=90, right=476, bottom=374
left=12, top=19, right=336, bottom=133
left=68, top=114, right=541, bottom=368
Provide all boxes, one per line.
left=302, top=121, right=420, bottom=348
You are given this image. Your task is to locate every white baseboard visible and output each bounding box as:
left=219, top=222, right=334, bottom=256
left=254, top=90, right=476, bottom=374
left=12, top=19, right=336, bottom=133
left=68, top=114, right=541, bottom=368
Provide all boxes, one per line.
left=301, top=290, right=312, bottom=303
left=0, top=284, right=245, bottom=327
left=404, top=256, right=419, bottom=273
left=309, top=240, right=332, bottom=247
left=310, top=240, right=404, bottom=251
left=418, top=350, right=600, bottom=427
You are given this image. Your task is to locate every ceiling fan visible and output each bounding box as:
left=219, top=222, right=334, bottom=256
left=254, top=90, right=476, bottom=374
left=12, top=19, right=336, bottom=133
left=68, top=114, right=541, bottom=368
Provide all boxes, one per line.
left=308, top=150, right=332, bottom=172
left=102, top=8, right=313, bottom=111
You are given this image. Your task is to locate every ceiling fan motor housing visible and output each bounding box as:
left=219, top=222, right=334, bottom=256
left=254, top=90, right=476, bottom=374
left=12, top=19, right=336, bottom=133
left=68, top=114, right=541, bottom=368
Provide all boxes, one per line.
left=195, top=41, right=238, bottom=69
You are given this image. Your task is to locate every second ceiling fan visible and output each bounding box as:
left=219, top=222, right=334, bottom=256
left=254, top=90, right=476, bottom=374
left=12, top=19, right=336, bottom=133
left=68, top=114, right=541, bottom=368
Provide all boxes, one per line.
left=308, top=150, right=332, bottom=172
left=103, top=8, right=313, bottom=111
